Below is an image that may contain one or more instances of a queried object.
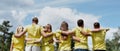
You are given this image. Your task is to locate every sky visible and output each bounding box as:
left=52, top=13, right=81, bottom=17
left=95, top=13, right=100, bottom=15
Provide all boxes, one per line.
left=0, top=0, right=120, bottom=50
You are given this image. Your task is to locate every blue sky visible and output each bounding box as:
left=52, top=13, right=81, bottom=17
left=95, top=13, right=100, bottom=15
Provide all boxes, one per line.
left=69, top=0, right=120, bottom=28
left=0, top=0, right=119, bottom=28
left=0, top=0, right=120, bottom=50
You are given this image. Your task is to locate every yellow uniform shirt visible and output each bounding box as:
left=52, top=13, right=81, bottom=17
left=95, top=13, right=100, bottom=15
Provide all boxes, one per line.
left=92, top=29, right=107, bottom=50
left=42, top=32, right=55, bottom=51
left=12, top=35, right=25, bottom=51
left=56, top=30, right=71, bottom=51
left=25, top=24, right=42, bottom=46
left=73, top=27, right=90, bottom=49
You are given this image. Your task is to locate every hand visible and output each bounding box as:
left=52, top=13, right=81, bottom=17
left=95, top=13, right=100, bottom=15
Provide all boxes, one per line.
left=48, top=39, right=54, bottom=43
left=76, top=39, right=80, bottom=42
left=34, top=39, right=41, bottom=44
left=62, top=35, right=68, bottom=40
left=106, top=28, right=110, bottom=31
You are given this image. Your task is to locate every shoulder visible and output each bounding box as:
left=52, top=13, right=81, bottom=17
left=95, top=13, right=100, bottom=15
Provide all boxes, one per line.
left=85, top=28, right=91, bottom=31
left=12, top=34, right=15, bottom=39
left=72, top=27, right=78, bottom=31
left=56, top=30, right=62, bottom=34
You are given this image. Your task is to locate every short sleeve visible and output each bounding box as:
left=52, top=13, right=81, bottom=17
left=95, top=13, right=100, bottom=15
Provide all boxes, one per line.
left=40, top=26, right=44, bottom=30
left=53, top=32, right=56, bottom=38
left=103, top=29, right=107, bottom=34
left=72, top=28, right=76, bottom=33
left=11, top=35, right=14, bottom=43
left=86, top=29, right=92, bottom=35
left=55, top=30, right=61, bottom=38
left=24, top=25, right=28, bottom=32
left=72, top=28, right=75, bottom=32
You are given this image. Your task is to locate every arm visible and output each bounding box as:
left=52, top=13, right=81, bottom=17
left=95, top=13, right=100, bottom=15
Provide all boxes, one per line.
left=25, top=38, right=34, bottom=41
left=14, top=30, right=27, bottom=38
left=34, top=36, right=43, bottom=43
left=91, top=29, right=102, bottom=32
left=72, top=34, right=80, bottom=42
left=41, top=30, right=53, bottom=37
left=53, top=37, right=61, bottom=43
left=10, top=43, right=13, bottom=51
left=105, top=28, right=110, bottom=32
left=61, top=30, right=74, bottom=35
left=80, top=31, right=91, bottom=36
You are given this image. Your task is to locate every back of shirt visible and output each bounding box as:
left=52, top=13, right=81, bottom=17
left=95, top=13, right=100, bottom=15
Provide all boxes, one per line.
left=73, top=27, right=90, bottom=49
left=12, top=35, right=25, bottom=51
left=91, top=29, right=107, bottom=50
left=25, top=24, right=42, bottom=46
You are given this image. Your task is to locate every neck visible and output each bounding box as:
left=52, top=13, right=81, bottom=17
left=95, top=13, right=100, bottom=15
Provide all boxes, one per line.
left=32, top=23, right=37, bottom=25
left=79, top=26, right=84, bottom=28
left=94, top=27, right=100, bottom=29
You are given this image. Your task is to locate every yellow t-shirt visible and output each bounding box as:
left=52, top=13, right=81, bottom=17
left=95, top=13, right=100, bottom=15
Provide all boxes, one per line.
left=25, top=24, right=43, bottom=46
left=42, top=32, right=55, bottom=51
left=12, top=35, right=25, bottom=51
left=73, top=27, right=90, bottom=49
left=56, top=30, right=71, bottom=51
left=91, top=29, right=107, bottom=50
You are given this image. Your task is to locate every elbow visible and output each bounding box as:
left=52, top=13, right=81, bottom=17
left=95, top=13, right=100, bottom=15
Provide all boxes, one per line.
left=65, top=32, right=69, bottom=35
left=14, top=35, right=20, bottom=38
left=72, top=36, right=75, bottom=40
left=66, top=32, right=69, bottom=35
left=85, top=34, right=90, bottom=36
left=43, top=35, right=47, bottom=37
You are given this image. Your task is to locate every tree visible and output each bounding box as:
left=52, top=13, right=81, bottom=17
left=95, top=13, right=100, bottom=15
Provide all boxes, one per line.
left=0, top=20, right=13, bottom=51
left=106, top=27, right=120, bottom=51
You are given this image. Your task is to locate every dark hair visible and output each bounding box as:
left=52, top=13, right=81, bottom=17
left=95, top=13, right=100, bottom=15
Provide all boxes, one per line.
left=60, top=21, right=69, bottom=30
left=43, top=26, right=46, bottom=28
left=77, top=19, right=84, bottom=27
left=94, top=22, right=100, bottom=28
left=32, top=17, right=38, bottom=24
left=47, top=24, right=52, bottom=32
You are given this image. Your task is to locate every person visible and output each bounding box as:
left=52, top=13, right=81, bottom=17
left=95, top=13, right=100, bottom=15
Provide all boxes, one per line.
left=91, top=22, right=109, bottom=51
left=14, top=17, right=53, bottom=51
left=60, top=19, right=91, bottom=51
left=56, top=21, right=72, bottom=51
left=41, top=24, right=57, bottom=51
left=10, top=26, right=25, bottom=51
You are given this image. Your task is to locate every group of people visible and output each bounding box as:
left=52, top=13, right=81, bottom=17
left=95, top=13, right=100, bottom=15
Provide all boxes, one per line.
left=10, top=17, right=109, bottom=51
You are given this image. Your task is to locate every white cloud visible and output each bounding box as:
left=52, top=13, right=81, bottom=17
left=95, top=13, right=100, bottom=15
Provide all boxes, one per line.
left=0, top=0, right=34, bottom=10
left=106, top=28, right=118, bottom=40
left=11, top=10, right=27, bottom=24
left=38, top=7, right=100, bottom=31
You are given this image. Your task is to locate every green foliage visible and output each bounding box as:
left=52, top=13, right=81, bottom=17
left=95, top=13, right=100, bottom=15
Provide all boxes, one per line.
left=0, top=20, right=13, bottom=51
left=106, top=27, right=120, bottom=51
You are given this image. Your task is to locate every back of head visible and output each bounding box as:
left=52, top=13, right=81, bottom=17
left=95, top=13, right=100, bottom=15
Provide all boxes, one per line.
left=16, top=25, right=24, bottom=34
left=94, top=22, right=100, bottom=28
left=77, top=19, right=84, bottom=27
left=47, top=24, right=52, bottom=32
left=60, top=21, right=69, bottom=30
left=32, top=17, right=38, bottom=24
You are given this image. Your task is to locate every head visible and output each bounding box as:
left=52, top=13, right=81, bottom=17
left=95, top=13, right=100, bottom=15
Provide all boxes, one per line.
left=32, top=17, right=38, bottom=24
left=45, top=24, right=52, bottom=32
left=16, top=26, right=24, bottom=34
left=77, top=19, right=84, bottom=27
left=60, top=21, right=69, bottom=31
left=94, top=22, right=100, bottom=29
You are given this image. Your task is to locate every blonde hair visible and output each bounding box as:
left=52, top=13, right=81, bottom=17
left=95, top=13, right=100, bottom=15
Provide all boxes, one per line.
left=15, top=25, right=24, bottom=34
